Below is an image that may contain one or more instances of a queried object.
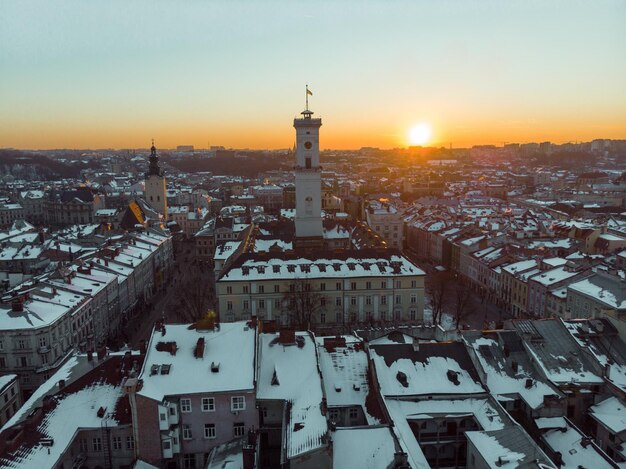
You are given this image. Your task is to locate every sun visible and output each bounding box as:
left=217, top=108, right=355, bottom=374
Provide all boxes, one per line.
left=408, top=123, right=432, bottom=146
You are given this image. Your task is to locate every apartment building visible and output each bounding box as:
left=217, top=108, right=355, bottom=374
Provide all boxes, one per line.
left=216, top=250, right=425, bottom=328
left=132, top=322, right=258, bottom=469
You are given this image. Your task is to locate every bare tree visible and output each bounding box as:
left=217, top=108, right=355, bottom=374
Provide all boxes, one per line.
left=426, top=270, right=451, bottom=325
left=282, top=277, right=325, bottom=330
left=452, top=281, right=472, bottom=329
left=175, top=266, right=213, bottom=322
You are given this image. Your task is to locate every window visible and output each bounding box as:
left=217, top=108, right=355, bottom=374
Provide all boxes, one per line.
left=231, top=396, right=246, bottom=411
left=202, top=397, right=215, bottom=412
left=39, top=337, right=46, bottom=347
left=351, top=282, right=357, bottom=290
left=320, top=283, right=326, bottom=291
left=0, top=341, right=3, bottom=350
left=112, top=436, right=122, bottom=450
left=396, top=280, right=402, bottom=288
left=320, top=297, right=326, bottom=307
left=126, top=436, right=135, bottom=450
left=259, top=300, right=265, bottom=309
left=258, top=285, right=264, bottom=294
left=93, top=437, right=102, bottom=452
left=336, top=282, right=342, bottom=291
left=381, top=296, right=387, bottom=305
left=336, top=311, right=342, bottom=323
left=234, top=422, right=245, bottom=437
left=320, top=312, right=326, bottom=323
left=381, top=281, right=386, bottom=289
left=395, top=295, right=401, bottom=305
left=411, top=294, right=417, bottom=304
left=243, top=300, right=249, bottom=310
left=160, top=412, right=167, bottom=421
left=335, top=297, right=342, bottom=306
left=349, top=408, right=358, bottom=420
left=410, top=310, right=416, bottom=320
left=181, top=398, right=192, bottom=413
left=162, top=440, right=171, bottom=450
left=329, top=409, right=339, bottom=421
left=226, top=286, right=233, bottom=294
left=183, top=424, right=193, bottom=440
left=227, top=301, right=233, bottom=311
left=411, top=280, right=417, bottom=288
left=274, top=299, right=281, bottom=309
left=365, top=296, right=372, bottom=305
left=79, top=438, right=88, bottom=453
left=274, top=285, right=280, bottom=293
left=351, top=296, right=357, bottom=306
left=204, top=423, right=216, bottom=439
left=17, top=339, right=26, bottom=350
left=183, top=454, right=196, bottom=469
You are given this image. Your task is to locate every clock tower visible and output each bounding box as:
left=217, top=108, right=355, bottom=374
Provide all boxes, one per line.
left=293, top=94, right=323, bottom=249
left=144, top=141, right=168, bottom=219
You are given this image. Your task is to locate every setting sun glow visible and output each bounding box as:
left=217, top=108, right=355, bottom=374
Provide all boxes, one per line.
left=408, top=123, right=432, bottom=146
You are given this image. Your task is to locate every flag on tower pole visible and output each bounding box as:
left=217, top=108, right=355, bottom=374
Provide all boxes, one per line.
left=306, top=87, right=313, bottom=96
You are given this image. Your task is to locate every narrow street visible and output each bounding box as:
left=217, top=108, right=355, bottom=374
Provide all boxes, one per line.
left=127, top=240, right=215, bottom=348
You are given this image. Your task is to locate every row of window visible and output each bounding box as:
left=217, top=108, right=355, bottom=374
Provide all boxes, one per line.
left=80, top=435, right=134, bottom=452
left=229, top=294, right=417, bottom=311
left=180, top=396, right=245, bottom=413
left=182, top=422, right=245, bottom=440
left=226, top=280, right=419, bottom=295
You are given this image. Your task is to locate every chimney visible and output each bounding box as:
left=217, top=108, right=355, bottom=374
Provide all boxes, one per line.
left=242, top=444, right=255, bottom=469
left=393, top=452, right=408, bottom=468
left=412, top=338, right=419, bottom=352
left=278, top=328, right=295, bottom=345
left=58, top=379, right=65, bottom=390
left=87, top=350, right=93, bottom=362
left=11, top=298, right=24, bottom=313
left=194, top=337, right=205, bottom=359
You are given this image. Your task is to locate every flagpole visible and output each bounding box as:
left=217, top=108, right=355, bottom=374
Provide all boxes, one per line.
left=306, top=84, right=309, bottom=111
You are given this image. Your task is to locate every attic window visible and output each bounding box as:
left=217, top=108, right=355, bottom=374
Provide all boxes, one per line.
left=258, top=266, right=265, bottom=274
left=211, top=361, right=220, bottom=373
left=150, top=364, right=161, bottom=376
left=271, top=369, right=280, bottom=386
left=318, top=264, right=327, bottom=272
left=333, top=263, right=341, bottom=272
left=347, top=263, right=356, bottom=271
left=301, top=264, right=310, bottom=273
left=287, top=265, right=295, bottom=273
left=273, top=265, right=280, bottom=273
left=242, top=266, right=250, bottom=275
left=160, top=364, right=171, bottom=375
left=396, top=371, right=409, bottom=388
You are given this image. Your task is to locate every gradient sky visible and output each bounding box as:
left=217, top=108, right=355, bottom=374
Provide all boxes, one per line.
left=1, top=0, right=625, bottom=150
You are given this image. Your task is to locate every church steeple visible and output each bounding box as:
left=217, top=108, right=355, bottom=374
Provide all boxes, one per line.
left=144, top=139, right=168, bottom=219
left=147, top=139, right=163, bottom=177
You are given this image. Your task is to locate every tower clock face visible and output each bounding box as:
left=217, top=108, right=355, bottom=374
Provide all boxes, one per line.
left=304, top=141, right=312, bottom=149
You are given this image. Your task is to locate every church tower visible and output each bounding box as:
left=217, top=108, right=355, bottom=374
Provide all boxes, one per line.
left=144, top=141, right=168, bottom=219
left=293, top=88, right=323, bottom=250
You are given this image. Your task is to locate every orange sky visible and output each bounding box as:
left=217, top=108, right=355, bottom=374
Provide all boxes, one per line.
left=1, top=1, right=625, bottom=150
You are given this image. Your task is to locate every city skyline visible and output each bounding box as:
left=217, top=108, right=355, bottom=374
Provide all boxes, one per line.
left=1, top=0, right=625, bottom=150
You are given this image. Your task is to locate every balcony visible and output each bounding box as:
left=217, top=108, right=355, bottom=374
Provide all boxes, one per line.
left=37, top=345, right=50, bottom=354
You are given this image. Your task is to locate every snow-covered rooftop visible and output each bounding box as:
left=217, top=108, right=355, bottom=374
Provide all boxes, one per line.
left=332, top=426, right=398, bottom=469
left=138, top=322, right=255, bottom=402
left=370, top=343, right=484, bottom=397
left=315, top=336, right=380, bottom=424
left=256, top=332, right=327, bottom=460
